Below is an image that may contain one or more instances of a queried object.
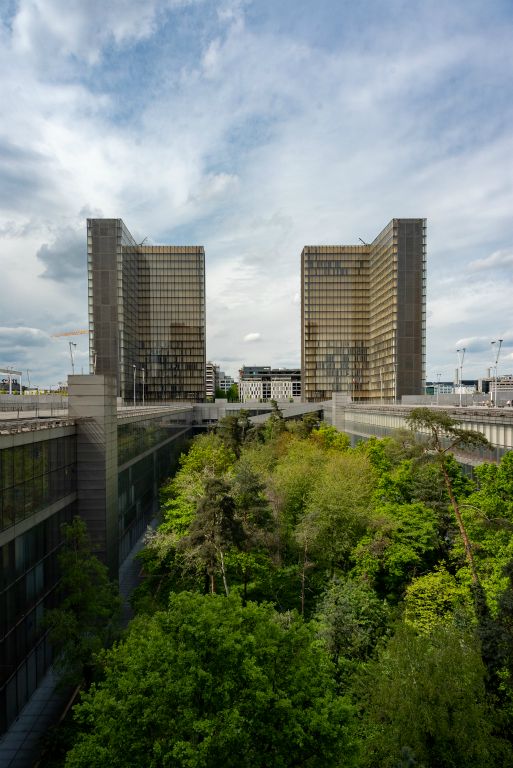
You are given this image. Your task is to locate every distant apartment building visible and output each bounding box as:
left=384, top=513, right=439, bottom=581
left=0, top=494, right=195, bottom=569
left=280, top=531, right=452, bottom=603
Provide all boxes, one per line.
left=88, top=219, right=206, bottom=402
left=218, top=371, right=235, bottom=393
left=425, top=380, right=477, bottom=395
left=206, top=362, right=235, bottom=398
left=206, top=361, right=218, bottom=399
left=239, top=366, right=301, bottom=402
left=479, top=374, right=513, bottom=393
left=301, top=218, right=426, bottom=402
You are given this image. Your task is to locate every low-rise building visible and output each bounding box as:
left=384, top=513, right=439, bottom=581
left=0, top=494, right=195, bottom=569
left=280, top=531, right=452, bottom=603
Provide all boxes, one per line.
left=206, top=361, right=219, bottom=399
left=239, top=366, right=301, bottom=403
left=217, top=371, right=235, bottom=393
left=425, top=380, right=477, bottom=396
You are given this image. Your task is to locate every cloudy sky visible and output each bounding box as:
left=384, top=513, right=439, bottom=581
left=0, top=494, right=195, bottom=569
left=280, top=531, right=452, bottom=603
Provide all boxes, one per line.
left=0, top=0, right=512, bottom=388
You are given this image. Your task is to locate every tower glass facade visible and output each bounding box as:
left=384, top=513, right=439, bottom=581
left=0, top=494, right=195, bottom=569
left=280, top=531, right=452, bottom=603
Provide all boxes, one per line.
left=88, top=219, right=206, bottom=402
left=301, top=219, right=426, bottom=402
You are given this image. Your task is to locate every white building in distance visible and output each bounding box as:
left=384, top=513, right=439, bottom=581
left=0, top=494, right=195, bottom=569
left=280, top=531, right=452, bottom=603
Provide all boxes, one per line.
left=239, top=366, right=301, bottom=403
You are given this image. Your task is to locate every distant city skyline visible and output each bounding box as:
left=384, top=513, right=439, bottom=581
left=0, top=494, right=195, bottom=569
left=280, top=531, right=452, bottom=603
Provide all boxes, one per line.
left=0, top=0, right=512, bottom=387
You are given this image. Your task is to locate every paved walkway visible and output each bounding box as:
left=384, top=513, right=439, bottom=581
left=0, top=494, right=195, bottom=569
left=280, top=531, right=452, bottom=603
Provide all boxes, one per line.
left=0, top=670, right=69, bottom=768
left=119, top=520, right=157, bottom=625
left=0, top=525, right=154, bottom=767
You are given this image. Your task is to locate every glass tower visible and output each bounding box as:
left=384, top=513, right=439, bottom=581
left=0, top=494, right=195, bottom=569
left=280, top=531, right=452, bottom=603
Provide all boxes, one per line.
left=88, top=219, right=206, bottom=402
left=301, top=219, right=426, bottom=402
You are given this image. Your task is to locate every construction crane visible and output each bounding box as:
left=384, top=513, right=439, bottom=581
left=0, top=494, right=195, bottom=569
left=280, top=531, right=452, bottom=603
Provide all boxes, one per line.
left=51, top=329, right=89, bottom=337
left=51, top=330, right=90, bottom=375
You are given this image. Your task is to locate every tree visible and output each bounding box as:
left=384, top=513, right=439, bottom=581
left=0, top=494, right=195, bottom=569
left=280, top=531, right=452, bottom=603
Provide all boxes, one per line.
left=226, top=383, right=239, bottom=402
left=461, top=451, right=513, bottom=605
left=297, top=452, right=376, bottom=575
left=65, top=593, right=357, bottom=768
left=403, top=568, right=471, bottom=634
left=309, top=424, right=350, bottom=451
left=315, top=576, right=389, bottom=667
left=159, top=432, right=236, bottom=536
left=287, top=412, right=321, bottom=439
left=178, top=477, right=243, bottom=595
left=216, top=410, right=251, bottom=457
left=359, top=621, right=512, bottom=768
left=231, top=461, right=274, bottom=601
left=406, top=408, right=491, bottom=585
left=353, top=502, right=440, bottom=599
left=44, top=518, right=121, bottom=686
left=264, top=399, right=286, bottom=441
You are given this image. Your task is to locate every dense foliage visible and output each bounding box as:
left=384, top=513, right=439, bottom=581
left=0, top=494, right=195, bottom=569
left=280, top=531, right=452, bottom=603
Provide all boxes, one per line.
left=44, top=517, right=121, bottom=687
left=63, top=408, right=513, bottom=766
left=65, top=593, right=356, bottom=768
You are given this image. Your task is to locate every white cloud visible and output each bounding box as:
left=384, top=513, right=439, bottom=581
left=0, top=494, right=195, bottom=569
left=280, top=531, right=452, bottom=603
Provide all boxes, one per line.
left=12, top=0, right=164, bottom=65
left=0, top=326, right=51, bottom=348
left=470, top=249, right=513, bottom=271
left=243, top=332, right=261, bottom=342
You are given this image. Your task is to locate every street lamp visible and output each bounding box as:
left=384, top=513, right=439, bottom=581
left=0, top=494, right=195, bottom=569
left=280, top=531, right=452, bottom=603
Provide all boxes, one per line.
left=491, top=339, right=503, bottom=407
left=436, top=372, right=441, bottom=406
left=133, top=364, right=136, bottom=407
left=456, top=348, right=465, bottom=407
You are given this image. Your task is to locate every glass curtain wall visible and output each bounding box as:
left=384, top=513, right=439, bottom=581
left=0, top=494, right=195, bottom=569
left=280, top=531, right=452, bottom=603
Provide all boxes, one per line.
left=0, top=436, right=76, bottom=532
left=302, top=245, right=370, bottom=402
left=301, top=219, right=425, bottom=403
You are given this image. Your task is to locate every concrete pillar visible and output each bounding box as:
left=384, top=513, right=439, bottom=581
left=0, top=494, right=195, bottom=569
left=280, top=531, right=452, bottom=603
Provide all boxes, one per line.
left=68, top=374, right=119, bottom=578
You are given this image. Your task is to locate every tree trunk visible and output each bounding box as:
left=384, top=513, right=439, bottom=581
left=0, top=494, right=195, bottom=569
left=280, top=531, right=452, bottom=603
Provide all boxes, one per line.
left=440, top=460, right=479, bottom=585
left=300, top=541, right=307, bottom=617
left=219, top=549, right=229, bottom=596
left=243, top=566, right=248, bottom=605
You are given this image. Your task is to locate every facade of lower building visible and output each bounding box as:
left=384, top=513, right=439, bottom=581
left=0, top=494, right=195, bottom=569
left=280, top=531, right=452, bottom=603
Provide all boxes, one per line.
left=301, top=218, right=426, bottom=402
left=206, top=361, right=218, bottom=399
left=0, top=376, right=194, bottom=735
left=88, top=219, right=206, bottom=403
left=218, top=372, right=235, bottom=393
left=239, top=366, right=301, bottom=402
left=205, top=362, right=235, bottom=398
left=425, top=380, right=477, bottom=395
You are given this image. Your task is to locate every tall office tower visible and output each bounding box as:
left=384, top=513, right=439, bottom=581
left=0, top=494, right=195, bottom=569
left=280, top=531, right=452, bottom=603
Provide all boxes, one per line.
left=88, top=219, right=206, bottom=402
left=301, top=218, right=426, bottom=402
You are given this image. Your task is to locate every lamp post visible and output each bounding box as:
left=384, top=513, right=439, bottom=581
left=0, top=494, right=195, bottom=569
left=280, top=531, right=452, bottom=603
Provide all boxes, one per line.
left=133, top=364, right=136, bottom=407
left=456, top=348, right=465, bottom=407
left=436, top=372, right=441, bottom=406
left=491, top=339, right=503, bottom=407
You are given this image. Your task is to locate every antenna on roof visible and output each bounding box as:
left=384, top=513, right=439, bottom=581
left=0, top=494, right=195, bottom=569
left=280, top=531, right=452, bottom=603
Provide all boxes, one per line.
left=358, top=237, right=368, bottom=245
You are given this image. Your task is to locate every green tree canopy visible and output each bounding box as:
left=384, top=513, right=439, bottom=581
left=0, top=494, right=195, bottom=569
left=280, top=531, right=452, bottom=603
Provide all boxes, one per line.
left=159, top=433, right=236, bottom=537
left=406, top=408, right=491, bottom=585
left=359, top=622, right=511, bottom=768
left=315, top=576, right=389, bottom=665
left=44, top=517, right=121, bottom=686
left=178, top=477, right=243, bottom=595
left=353, top=502, right=440, bottom=599
left=65, top=593, right=357, bottom=768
